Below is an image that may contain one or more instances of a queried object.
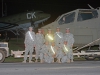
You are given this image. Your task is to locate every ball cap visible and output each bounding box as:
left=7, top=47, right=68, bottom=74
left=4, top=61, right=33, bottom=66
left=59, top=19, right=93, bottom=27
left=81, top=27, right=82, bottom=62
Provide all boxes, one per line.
left=38, top=29, right=41, bottom=31
left=56, top=27, right=60, bottom=29
left=48, top=29, right=51, bottom=31
left=29, top=26, right=33, bottom=29
left=66, top=28, right=70, bottom=30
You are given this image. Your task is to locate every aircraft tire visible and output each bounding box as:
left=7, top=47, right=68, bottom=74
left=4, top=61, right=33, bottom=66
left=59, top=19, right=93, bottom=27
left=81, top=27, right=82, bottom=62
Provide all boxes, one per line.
left=0, top=50, right=6, bottom=63
left=98, top=58, right=100, bottom=60
left=85, top=56, right=95, bottom=60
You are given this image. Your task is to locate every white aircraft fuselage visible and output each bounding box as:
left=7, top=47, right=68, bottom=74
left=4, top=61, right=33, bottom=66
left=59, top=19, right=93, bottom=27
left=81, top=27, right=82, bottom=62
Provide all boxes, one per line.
left=42, top=7, right=100, bottom=47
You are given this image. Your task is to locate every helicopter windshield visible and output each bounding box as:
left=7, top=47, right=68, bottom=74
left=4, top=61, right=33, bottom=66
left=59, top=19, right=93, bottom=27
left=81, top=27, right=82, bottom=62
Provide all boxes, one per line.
left=77, top=9, right=98, bottom=21
left=58, top=12, right=75, bottom=25
left=55, top=16, right=61, bottom=21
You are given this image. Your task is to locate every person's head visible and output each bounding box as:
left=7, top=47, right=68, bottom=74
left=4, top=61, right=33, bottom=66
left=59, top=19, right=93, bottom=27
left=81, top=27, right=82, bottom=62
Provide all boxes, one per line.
left=64, top=41, right=67, bottom=45
left=38, top=29, right=41, bottom=33
left=56, top=27, right=60, bottom=32
left=29, top=27, right=33, bottom=31
left=66, top=28, right=70, bottom=33
left=41, top=29, right=44, bottom=34
left=48, top=29, right=52, bottom=34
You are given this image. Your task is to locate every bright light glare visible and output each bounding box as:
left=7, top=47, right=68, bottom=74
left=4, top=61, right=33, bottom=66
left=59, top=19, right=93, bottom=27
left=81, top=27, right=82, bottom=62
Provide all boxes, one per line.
left=51, top=46, right=55, bottom=54
left=64, top=45, right=68, bottom=51
left=47, top=34, right=53, bottom=40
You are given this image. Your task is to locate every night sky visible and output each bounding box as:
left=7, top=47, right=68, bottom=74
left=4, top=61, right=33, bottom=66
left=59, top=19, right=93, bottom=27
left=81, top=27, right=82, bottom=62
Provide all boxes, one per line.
left=0, top=0, right=100, bottom=21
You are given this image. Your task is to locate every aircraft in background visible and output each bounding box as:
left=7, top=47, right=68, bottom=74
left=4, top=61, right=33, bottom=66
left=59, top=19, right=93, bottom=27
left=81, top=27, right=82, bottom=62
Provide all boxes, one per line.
left=0, top=10, right=50, bottom=35
left=41, top=4, right=100, bottom=48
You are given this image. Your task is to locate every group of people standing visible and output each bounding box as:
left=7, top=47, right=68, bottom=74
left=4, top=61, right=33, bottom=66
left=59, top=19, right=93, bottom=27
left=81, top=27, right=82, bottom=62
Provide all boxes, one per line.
left=23, top=26, right=74, bottom=63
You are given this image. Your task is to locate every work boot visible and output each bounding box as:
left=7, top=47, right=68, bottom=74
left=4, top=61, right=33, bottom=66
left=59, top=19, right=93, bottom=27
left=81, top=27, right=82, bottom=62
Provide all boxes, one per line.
left=67, top=60, right=70, bottom=63
left=29, top=61, right=33, bottom=63
left=58, top=59, right=61, bottom=63
left=52, top=60, right=54, bottom=63
left=35, top=59, right=38, bottom=62
left=40, top=60, right=43, bottom=63
left=22, top=61, right=26, bottom=63
left=70, top=59, right=74, bottom=62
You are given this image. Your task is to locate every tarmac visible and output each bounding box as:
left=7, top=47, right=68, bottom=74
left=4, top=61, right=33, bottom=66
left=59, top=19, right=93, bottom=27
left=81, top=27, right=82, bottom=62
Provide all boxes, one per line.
left=0, top=61, right=100, bottom=75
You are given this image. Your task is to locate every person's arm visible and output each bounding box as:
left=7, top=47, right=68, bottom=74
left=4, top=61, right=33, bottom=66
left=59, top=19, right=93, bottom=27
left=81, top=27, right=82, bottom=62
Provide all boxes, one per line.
left=24, top=32, right=28, bottom=47
left=40, top=45, right=45, bottom=53
left=71, top=34, right=74, bottom=47
left=61, top=32, right=64, bottom=42
left=43, top=34, right=45, bottom=43
left=32, top=32, right=36, bottom=47
left=54, top=33, right=56, bottom=43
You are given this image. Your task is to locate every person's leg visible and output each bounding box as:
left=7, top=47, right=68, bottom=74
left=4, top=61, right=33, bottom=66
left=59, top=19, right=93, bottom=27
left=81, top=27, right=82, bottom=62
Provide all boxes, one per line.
left=67, top=53, right=71, bottom=63
left=61, top=56, right=67, bottom=63
left=58, top=50, right=64, bottom=63
left=36, top=45, right=42, bottom=62
left=48, top=56, right=53, bottom=63
left=23, top=47, right=29, bottom=63
left=56, top=50, right=61, bottom=63
left=29, top=47, right=33, bottom=63
left=52, top=56, right=55, bottom=63
left=58, top=58, right=61, bottom=63
left=44, top=54, right=49, bottom=63
left=70, top=53, right=73, bottom=62
left=40, top=53, right=44, bottom=63
left=57, top=54, right=61, bottom=63
left=35, top=47, right=39, bottom=62
left=69, top=48, right=73, bottom=62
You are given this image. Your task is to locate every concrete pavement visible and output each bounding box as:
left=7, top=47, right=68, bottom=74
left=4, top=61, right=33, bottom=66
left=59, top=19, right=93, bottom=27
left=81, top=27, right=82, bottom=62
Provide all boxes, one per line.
left=0, top=61, right=100, bottom=75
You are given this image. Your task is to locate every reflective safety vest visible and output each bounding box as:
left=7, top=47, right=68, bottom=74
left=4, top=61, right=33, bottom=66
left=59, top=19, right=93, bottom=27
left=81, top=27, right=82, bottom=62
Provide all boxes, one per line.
left=47, top=34, right=53, bottom=40
left=64, top=45, right=68, bottom=52
left=56, top=32, right=62, bottom=38
left=28, top=31, right=34, bottom=41
left=51, top=46, right=55, bottom=54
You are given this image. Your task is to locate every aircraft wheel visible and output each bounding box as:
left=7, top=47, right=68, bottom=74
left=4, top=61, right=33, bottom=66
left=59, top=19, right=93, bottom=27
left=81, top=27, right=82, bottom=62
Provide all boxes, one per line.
left=98, top=57, right=100, bottom=60
left=85, top=56, right=95, bottom=60
left=0, top=50, right=6, bottom=63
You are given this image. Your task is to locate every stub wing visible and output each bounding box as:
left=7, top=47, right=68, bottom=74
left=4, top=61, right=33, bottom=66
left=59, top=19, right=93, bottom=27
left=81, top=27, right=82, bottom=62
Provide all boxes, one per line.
left=0, top=22, right=18, bottom=31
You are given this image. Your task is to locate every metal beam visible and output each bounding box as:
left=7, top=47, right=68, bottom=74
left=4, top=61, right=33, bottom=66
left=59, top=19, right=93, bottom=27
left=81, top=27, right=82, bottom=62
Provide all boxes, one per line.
left=2, top=0, right=4, bottom=17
